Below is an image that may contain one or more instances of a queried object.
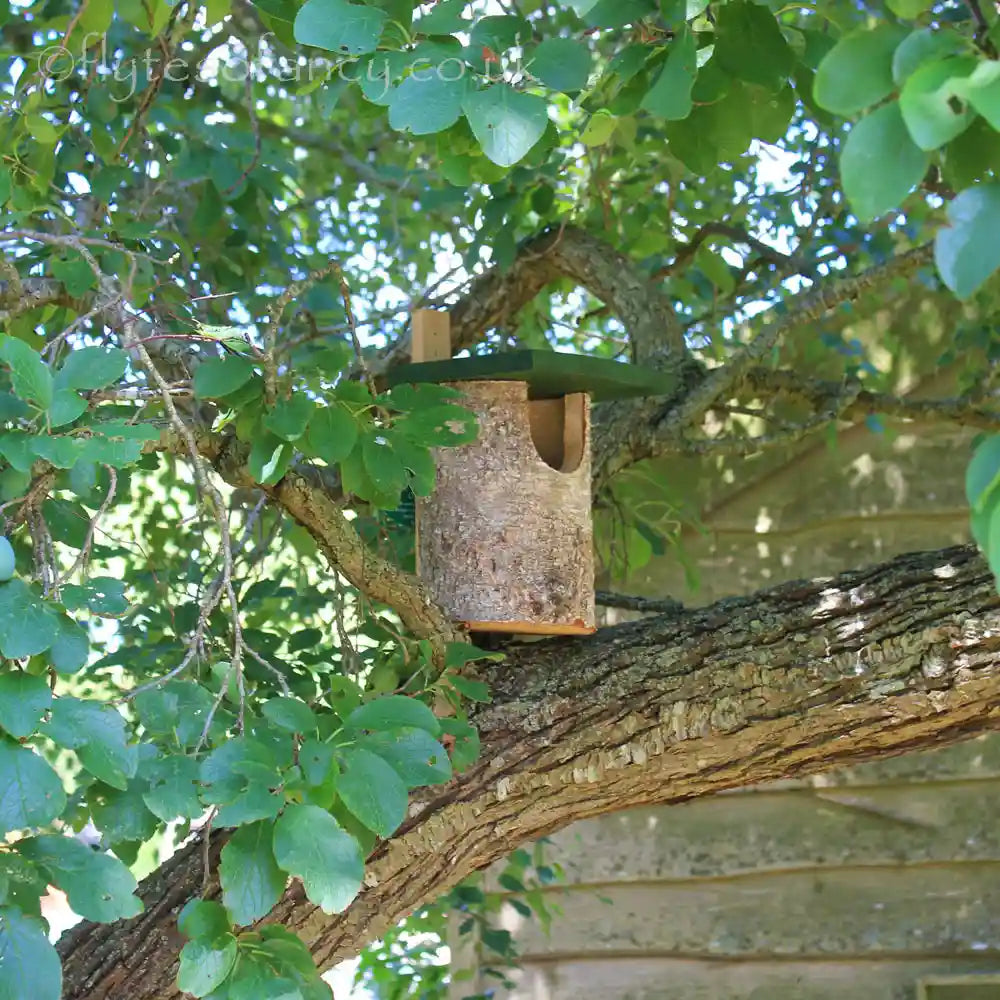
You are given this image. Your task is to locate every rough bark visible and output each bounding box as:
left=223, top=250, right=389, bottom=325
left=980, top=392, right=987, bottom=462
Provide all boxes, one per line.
left=417, top=381, right=595, bottom=633
left=60, top=544, right=1000, bottom=1000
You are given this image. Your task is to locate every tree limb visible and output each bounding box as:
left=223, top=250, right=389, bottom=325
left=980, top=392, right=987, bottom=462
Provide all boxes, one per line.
left=59, top=544, right=1000, bottom=999
left=0, top=276, right=82, bottom=321
left=376, top=224, right=686, bottom=372
left=590, top=243, right=937, bottom=487
left=744, top=368, right=1000, bottom=430
left=191, top=431, right=466, bottom=649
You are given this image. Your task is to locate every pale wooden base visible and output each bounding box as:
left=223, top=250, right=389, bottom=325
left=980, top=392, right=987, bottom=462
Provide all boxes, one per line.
left=464, top=620, right=597, bottom=636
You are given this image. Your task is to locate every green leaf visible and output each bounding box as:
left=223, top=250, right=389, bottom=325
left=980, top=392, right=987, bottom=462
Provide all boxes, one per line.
left=899, top=56, right=977, bottom=151
left=343, top=695, right=440, bottom=736
left=0, top=580, right=59, bottom=659
left=886, top=0, right=925, bottom=15
left=944, top=115, right=1000, bottom=189
left=294, top=0, right=387, bottom=54
left=229, top=927, right=327, bottom=999
left=220, top=820, right=287, bottom=926
left=470, top=14, right=527, bottom=52
left=360, top=728, right=453, bottom=788
left=263, top=395, right=315, bottom=441
left=0, top=435, right=34, bottom=474
left=178, top=935, right=239, bottom=997
left=416, top=0, right=468, bottom=33
left=336, top=746, right=408, bottom=836
left=967, top=435, right=1000, bottom=511
left=50, top=616, right=90, bottom=674
left=813, top=24, right=908, bottom=114
left=389, top=435, right=436, bottom=496
left=45, top=697, right=136, bottom=790
left=641, top=29, right=696, bottom=120
left=953, top=58, right=1000, bottom=131
left=193, top=356, right=256, bottom=399
left=51, top=255, right=97, bottom=298
left=362, top=435, right=407, bottom=495
left=446, top=673, right=492, bottom=703
left=262, top=697, right=317, bottom=733
left=892, top=28, right=966, bottom=86
left=438, top=717, right=480, bottom=771
left=529, top=38, right=592, bottom=93
left=18, top=835, right=142, bottom=923
left=0, top=470, right=28, bottom=505
left=444, top=640, right=504, bottom=669
left=61, top=577, right=129, bottom=616
left=987, top=496, right=1000, bottom=580
left=31, top=435, right=86, bottom=469
left=840, top=102, right=929, bottom=222
left=580, top=110, right=617, bottom=147
left=303, top=404, right=359, bottom=465
left=141, top=754, right=203, bottom=821
left=0, top=337, right=53, bottom=410
left=249, top=432, right=295, bottom=486
left=463, top=86, right=549, bottom=168
left=179, top=898, right=233, bottom=940
left=54, top=347, right=128, bottom=391
left=584, top=0, right=654, bottom=28
left=714, top=1, right=793, bottom=90
left=388, top=73, right=468, bottom=135
left=935, top=183, right=1000, bottom=299
left=0, top=908, right=61, bottom=1000
left=89, top=781, right=159, bottom=844
left=0, top=672, right=51, bottom=739
left=396, top=404, right=478, bottom=447
left=47, top=390, right=88, bottom=428
left=272, top=804, right=364, bottom=913
left=0, top=741, right=66, bottom=835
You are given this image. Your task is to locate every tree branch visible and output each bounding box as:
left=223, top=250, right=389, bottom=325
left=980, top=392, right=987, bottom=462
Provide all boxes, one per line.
left=656, top=222, right=800, bottom=280
left=59, top=544, right=1000, bottom=999
left=590, top=243, right=937, bottom=488
left=0, top=276, right=82, bottom=321
left=375, top=224, right=686, bottom=372
left=658, top=244, right=936, bottom=443
left=744, top=368, right=1000, bottom=430
left=190, top=431, right=465, bottom=649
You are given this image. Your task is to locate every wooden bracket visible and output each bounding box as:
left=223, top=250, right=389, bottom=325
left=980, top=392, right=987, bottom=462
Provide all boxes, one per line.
left=411, top=309, right=452, bottom=363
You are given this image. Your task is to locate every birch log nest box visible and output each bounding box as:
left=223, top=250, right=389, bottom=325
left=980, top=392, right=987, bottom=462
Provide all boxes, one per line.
left=386, top=309, right=676, bottom=636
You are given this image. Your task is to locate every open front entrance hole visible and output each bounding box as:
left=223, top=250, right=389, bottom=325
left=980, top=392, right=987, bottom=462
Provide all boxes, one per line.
left=529, top=394, right=586, bottom=473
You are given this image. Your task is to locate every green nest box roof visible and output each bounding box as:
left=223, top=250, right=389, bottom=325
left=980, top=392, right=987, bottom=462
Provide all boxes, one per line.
left=384, top=350, right=676, bottom=402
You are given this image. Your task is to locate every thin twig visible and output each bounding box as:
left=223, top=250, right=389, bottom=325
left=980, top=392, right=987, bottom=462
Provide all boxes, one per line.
left=265, top=261, right=345, bottom=404
left=56, top=466, right=118, bottom=586
left=662, top=244, right=935, bottom=437
left=595, top=590, right=685, bottom=615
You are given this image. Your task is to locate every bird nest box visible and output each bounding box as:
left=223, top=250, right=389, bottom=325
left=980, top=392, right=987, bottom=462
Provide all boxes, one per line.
left=385, top=310, right=675, bottom=636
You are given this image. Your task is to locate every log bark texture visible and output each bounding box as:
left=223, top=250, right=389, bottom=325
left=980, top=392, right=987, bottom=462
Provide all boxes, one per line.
left=416, top=380, right=595, bottom=633
left=58, top=544, right=1000, bottom=1000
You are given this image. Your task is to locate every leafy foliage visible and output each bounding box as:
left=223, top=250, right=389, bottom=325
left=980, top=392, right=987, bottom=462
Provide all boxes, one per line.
left=1, top=0, right=1000, bottom=996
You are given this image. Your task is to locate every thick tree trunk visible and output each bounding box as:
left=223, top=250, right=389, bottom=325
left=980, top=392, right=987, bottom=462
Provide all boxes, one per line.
left=60, top=544, right=1000, bottom=1000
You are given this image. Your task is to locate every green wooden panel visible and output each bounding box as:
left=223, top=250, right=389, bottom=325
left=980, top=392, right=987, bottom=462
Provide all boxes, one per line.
left=384, top=350, right=677, bottom=401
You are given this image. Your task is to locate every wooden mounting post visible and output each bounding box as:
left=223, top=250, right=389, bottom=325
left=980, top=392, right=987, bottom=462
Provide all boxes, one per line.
left=411, top=308, right=452, bottom=363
